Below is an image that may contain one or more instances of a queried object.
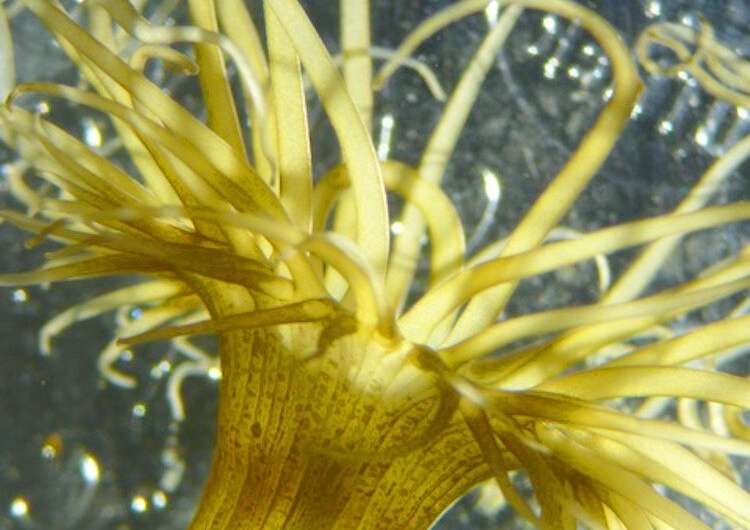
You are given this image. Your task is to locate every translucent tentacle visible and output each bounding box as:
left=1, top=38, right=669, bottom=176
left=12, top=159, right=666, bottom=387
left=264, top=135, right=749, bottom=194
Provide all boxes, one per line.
left=265, top=2, right=312, bottom=229
left=385, top=5, right=523, bottom=313
left=267, top=0, right=390, bottom=276
left=443, top=0, right=641, bottom=343
left=402, top=202, right=750, bottom=341
left=0, top=1, right=15, bottom=103
left=441, top=275, right=750, bottom=366
left=40, top=279, right=185, bottom=355
left=119, top=298, right=338, bottom=346
left=21, top=0, right=286, bottom=219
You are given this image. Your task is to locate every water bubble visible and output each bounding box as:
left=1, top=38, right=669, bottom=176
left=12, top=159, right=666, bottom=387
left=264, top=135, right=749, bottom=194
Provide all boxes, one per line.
left=130, top=495, right=148, bottom=513
left=481, top=169, right=501, bottom=203
left=11, top=288, right=28, bottom=303
left=543, top=57, right=559, bottom=79
left=9, top=497, right=29, bottom=518
left=377, top=113, right=395, bottom=160
left=40, top=433, right=63, bottom=461
left=694, top=128, right=709, bottom=147
left=208, top=366, right=222, bottom=381
left=34, top=101, right=50, bottom=114
left=80, top=453, right=100, bottom=484
left=658, top=120, right=674, bottom=135
left=542, top=14, right=558, bottom=34
left=646, top=1, right=663, bottom=18
left=82, top=117, right=103, bottom=148
left=677, top=70, right=691, bottom=82
left=151, top=490, right=168, bottom=510
left=132, top=403, right=147, bottom=418
left=151, top=360, right=172, bottom=379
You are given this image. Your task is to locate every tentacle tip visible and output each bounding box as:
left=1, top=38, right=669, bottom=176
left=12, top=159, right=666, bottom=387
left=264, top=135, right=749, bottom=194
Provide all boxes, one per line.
left=0, top=274, right=22, bottom=287
left=168, top=409, right=186, bottom=423
left=102, top=371, right=137, bottom=389
left=38, top=336, right=53, bottom=356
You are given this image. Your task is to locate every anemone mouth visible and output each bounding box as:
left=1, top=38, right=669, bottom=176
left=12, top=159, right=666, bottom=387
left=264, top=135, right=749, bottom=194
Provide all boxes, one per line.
left=2, top=0, right=750, bottom=529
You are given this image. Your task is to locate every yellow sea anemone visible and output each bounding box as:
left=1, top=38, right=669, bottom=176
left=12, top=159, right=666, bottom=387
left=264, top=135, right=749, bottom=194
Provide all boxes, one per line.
left=1, top=1, right=750, bottom=529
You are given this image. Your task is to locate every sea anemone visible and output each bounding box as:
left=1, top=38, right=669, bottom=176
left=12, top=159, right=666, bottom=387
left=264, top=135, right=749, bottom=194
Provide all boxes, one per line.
left=1, top=0, right=750, bottom=529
